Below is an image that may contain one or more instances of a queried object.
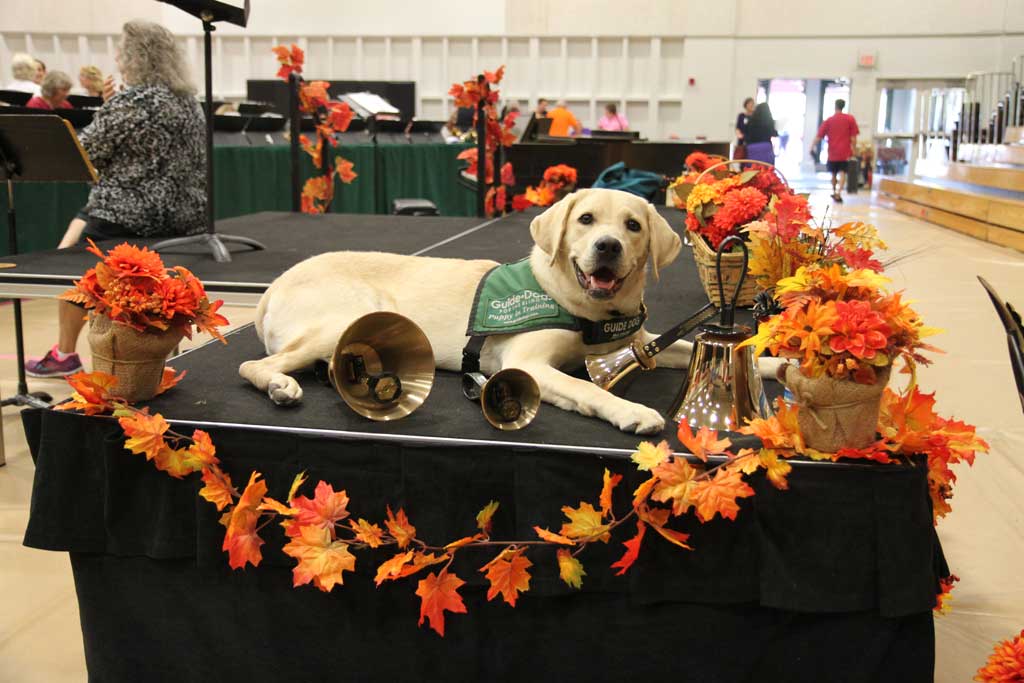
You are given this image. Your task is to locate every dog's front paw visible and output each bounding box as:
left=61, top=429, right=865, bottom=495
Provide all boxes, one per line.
left=609, top=402, right=665, bottom=435
left=268, top=373, right=303, bottom=405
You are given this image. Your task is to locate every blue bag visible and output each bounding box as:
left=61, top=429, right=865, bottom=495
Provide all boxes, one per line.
left=591, top=162, right=665, bottom=201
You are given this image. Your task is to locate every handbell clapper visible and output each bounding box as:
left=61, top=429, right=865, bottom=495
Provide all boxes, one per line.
left=462, top=368, right=540, bottom=430
left=327, top=312, right=435, bottom=421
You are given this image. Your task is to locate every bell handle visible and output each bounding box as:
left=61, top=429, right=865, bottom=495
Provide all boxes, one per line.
left=715, top=235, right=749, bottom=329
left=641, top=301, right=719, bottom=358
left=461, top=372, right=487, bottom=401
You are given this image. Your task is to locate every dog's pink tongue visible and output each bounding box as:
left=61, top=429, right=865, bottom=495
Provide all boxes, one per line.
left=589, top=271, right=618, bottom=290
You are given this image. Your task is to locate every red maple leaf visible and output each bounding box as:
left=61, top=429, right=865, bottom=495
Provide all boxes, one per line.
left=416, top=569, right=468, bottom=637
left=290, top=481, right=350, bottom=535
left=610, top=520, right=646, bottom=576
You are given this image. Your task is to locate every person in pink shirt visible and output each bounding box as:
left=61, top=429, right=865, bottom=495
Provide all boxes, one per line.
left=25, top=71, right=74, bottom=110
left=598, top=103, right=629, bottom=132
left=813, top=99, right=859, bottom=202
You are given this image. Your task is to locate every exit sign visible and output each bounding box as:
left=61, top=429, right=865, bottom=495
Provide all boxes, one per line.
left=858, top=52, right=878, bottom=68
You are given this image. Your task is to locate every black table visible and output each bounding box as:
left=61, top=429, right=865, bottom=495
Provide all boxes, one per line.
left=20, top=208, right=946, bottom=682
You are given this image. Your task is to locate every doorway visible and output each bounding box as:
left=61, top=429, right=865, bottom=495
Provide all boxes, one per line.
left=756, top=77, right=851, bottom=182
left=874, top=79, right=965, bottom=177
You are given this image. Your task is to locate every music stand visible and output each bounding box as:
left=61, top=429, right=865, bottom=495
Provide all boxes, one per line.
left=0, top=115, right=98, bottom=410
left=341, top=93, right=402, bottom=214
left=152, top=0, right=265, bottom=263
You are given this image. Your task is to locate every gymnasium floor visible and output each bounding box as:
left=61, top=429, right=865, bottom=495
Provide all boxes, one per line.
left=0, top=192, right=1021, bottom=682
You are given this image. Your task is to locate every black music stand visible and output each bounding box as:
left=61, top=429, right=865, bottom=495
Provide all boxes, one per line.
left=152, top=0, right=265, bottom=263
left=0, top=115, right=98, bottom=410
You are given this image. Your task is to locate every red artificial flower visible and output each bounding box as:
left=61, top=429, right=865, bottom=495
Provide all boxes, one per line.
left=707, top=186, right=768, bottom=246
left=975, top=629, right=1024, bottom=683
left=828, top=299, right=891, bottom=360
left=511, top=193, right=534, bottom=212
left=500, top=162, right=516, bottom=186
left=684, top=151, right=714, bottom=173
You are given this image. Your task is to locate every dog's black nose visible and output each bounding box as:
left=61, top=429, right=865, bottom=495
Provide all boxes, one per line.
left=594, top=237, right=622, bottom=258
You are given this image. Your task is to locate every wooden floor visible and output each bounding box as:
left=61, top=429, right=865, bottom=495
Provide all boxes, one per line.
left=1, top=195, right=1023, bottom=682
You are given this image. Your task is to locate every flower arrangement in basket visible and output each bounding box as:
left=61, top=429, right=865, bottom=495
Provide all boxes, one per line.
left=742, top=263, right=940, bottom=452
left=513, top=164, right=579, bottom=209
left=669, top=152, right=795, bottom=306
left=60, top=241, right=228, bottom=402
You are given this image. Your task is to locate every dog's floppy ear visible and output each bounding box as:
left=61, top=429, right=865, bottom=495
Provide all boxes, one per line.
left=530, top=191, right=580, bottom=265
left=646, top=202, right=682, bottom=281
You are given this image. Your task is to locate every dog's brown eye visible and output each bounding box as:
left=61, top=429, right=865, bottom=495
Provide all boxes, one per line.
left=578, top=213, right=594, bottom=225
left=626, top=218, right=641, bottom=232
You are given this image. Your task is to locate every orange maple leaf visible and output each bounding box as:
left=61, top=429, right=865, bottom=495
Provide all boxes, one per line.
left=445, top=533, right=485, bottom=550
left=65, top=370, right=117, bottom=407
left=484, top=65, right=505, bottom=84
left=119, top=410, right=170, bottom=461
left=199, top=465, right=235, bottom=511
left=221, top=471, right=268, bottom=569
left=154, top=367, right=186, bottom=396
left=385, top=506, right=417, bottom=549
left=759, top=449, right=792, bottom=490
left=638, top=506, right=693, bottom=550
left=476, top=500, right=500, bottom=535
left=282, top=523, right=356, bottom=592
left=480, top=549, right=532, bottom=607
left=182, top=429, right=218, bottom=470
left=258, top=497, right=295, bottom=516
left=335, top=156, right=357, bottom=184
left=632, top=476, right=658, bottom=508
left=532, top=526, right=576, bottom=545
left=374, top=550, right=447, bottom=586
left=677, top=422, right=732, bottom=462
left=351, top=518, right=385, bottom=548
left=556, top=548, right=586, bottom=589
left=691, top=467, right=755, bottom=523
left=559, top=502, right=611, bottom=543
left=416, top=570, right=468, bottom=637
left=651, top=456, right=699, bottom=516
left=610, top=521, right=646, bottom=576
left=599, top=468, right=622, bottom=517
left=151, top=444, right=197, bottom=479
left=291, top=481, right=350, bottom=534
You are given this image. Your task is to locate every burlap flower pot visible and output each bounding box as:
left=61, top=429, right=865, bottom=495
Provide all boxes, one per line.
left=779, top=363, right=890, bottom=453
left=87, top=315, right=184, bottom=403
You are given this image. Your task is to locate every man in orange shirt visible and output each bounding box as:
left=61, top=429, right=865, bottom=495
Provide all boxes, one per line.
left=546, top=100, right=582, bottom=137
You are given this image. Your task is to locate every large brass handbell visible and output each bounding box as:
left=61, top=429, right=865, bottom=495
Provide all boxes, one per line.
left=462, top=369, right=540, bottom=430
left=327, top=312, right=435, bottom=421
left=586, top=302, right=719, bottom=392
left=669, top=236, right=772, bottom=431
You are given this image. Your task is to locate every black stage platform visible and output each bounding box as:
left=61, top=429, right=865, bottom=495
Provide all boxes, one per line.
left=0, top=211, right=496, bottom=304
left=20, top=207, right=945, bottom=682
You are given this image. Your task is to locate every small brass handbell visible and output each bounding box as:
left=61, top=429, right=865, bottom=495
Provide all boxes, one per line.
left=585, top=302, right=719, bottom=393
left=669, top=235, right=772, bottom=431
left=462, top=369, right=540, bottom=430
left=327, top=312, right=435, bottom=421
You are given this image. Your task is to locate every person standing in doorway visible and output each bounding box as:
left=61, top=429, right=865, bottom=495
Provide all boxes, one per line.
left=744, top=102, right=778, bottom=165
left=734, top=97, right=754, bottom=158
left=813, top=99, right=859, bottom=202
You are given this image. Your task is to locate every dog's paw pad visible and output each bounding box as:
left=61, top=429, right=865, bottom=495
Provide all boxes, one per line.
left=268, top=374, right=303, bottom=405
left=613, top=404, right=665, bottom=434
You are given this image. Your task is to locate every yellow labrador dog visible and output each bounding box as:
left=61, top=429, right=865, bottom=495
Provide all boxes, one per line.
left=240, top=188, right=753, bottom=434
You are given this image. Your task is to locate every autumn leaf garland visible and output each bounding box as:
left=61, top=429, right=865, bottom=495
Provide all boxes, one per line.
left=59, top=362, right=986, bottom=637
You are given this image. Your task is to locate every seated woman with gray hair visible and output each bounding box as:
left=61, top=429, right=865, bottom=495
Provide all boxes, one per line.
left=26, top=19, right=207, bottom=378
left=5, top=52, right=42, bottom=95
left=26, top=71, right=74, bottom=110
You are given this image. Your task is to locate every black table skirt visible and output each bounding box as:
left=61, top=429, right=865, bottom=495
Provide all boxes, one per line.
left=24, top=408, right=944, bottom=682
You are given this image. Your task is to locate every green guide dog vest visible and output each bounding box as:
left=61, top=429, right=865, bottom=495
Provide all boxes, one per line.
left=465, top=259, right=646, bottom=346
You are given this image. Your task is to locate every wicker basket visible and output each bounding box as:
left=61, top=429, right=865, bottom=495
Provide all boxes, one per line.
left=690, top=234, right=759, bottom=307
left=686, top=159, right=790, bottom=307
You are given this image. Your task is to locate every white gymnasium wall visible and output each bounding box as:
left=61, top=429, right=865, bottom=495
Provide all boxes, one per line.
left=2, top=0, right=1023, bottom=140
